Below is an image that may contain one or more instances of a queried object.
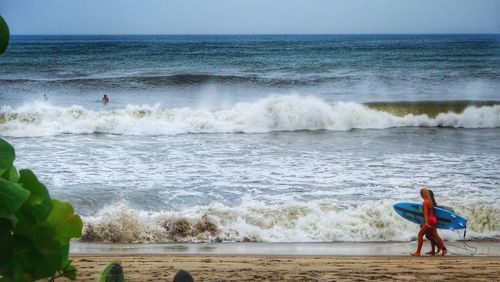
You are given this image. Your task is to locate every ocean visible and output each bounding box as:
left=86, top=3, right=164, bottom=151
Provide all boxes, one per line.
left=0, top=34, right=499, bottom=244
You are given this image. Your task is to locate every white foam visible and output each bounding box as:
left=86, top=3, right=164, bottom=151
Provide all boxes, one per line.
left=1, top=96, right=500, bottom=137
left=81, top=199, right=499, bottom=243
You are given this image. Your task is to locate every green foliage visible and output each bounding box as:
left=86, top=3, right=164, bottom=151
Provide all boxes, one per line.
left=0, top=139, right=15, bottom=176
left=0, top=138, right=83, bottom=281
left=0, top=16, right=9, bottom=55
left=99, top=263, right=125, bottom=282
left=0, top=180, right=29, bottom=218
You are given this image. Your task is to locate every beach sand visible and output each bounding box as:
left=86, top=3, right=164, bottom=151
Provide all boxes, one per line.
left=69, top=255, right=500, bottom=281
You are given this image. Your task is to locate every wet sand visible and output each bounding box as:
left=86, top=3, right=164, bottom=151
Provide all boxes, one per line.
left=70, top=255, right=500, bottom=281
left=70, top=241, right=500, bottom=256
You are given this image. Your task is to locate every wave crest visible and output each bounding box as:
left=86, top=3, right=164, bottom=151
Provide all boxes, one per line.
left=80, top=200, right=499, bottom=243
left=1, top=96, right=500, bottom=137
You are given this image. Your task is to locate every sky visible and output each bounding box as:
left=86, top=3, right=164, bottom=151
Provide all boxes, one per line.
left=1, top=0, right=499, bottom=35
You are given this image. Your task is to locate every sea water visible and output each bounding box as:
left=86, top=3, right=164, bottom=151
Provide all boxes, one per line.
left=1, top=35, right=499, bottom=243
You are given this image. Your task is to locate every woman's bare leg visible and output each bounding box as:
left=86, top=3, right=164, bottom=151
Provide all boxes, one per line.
left=411, top=225, right=430, bottom=256
left=431, top=228, right=447, bottom=256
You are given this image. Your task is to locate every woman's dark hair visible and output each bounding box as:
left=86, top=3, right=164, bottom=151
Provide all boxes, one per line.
left=429, top=190, right=437, bottom=207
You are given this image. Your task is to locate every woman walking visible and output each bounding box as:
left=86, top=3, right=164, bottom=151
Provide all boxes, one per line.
left=410, top=188, right=447, bottom=256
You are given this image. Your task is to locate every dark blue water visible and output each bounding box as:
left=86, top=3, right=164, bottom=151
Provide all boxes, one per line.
left=1, top=34, right=499, bottom=108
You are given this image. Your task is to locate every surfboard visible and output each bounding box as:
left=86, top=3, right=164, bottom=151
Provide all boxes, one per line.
left=393, top=202, right=467, bottom=230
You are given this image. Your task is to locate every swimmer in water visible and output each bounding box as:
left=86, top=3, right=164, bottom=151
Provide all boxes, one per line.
left=410, top=187, right=447, bottom=256
left=102, top=94, right=109, bottom=104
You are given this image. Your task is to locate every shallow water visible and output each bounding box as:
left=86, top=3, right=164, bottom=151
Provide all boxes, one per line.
left=5, top=126, right=499, bottom=243
left=70, top=242, right=500, bottom=256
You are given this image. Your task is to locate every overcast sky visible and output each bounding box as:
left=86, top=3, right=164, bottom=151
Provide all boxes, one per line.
left=1, top=0, right=499, bottom=35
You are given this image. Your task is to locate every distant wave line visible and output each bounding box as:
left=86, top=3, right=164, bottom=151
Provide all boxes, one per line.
left=0, top=73, right=339, bottom=87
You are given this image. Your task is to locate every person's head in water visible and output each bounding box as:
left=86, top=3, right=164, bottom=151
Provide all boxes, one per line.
left=420, top=187, right=430, bottom=200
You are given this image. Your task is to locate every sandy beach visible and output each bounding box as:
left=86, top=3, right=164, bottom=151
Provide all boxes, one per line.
left=69, top=255, right=500, bottom=281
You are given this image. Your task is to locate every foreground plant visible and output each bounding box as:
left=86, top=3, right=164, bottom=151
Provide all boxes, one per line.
left=99, top=263, right=124, bottom=282
left=0, top=15, right=9, bottom=54
left=0, top=138, right=83, bottom=281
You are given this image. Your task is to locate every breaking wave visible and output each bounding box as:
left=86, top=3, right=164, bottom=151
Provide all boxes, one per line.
left=1, top=95, right=500, bottom=137
left=80, top=199, right=499, bottom=243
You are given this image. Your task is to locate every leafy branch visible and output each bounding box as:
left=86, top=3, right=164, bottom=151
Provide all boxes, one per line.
left=0, top=138, right=83, bottom=281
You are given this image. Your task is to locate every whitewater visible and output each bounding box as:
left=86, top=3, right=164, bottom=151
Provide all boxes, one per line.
left=1, top=95, right=500, bottom=137
left=4, top=95, right=499, bottom=243
left=79, top=199, right=498, bottom=244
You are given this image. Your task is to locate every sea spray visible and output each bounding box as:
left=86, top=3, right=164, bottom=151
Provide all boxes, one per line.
left=1, top=96, right=500, bottom=137
left=81, top=201, right=221, bottom=243
left=80, top=199, right=499, bottom=243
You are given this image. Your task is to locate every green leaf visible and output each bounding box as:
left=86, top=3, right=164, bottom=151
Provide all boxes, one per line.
left=17, top=170, right=52, bottom=224
left=0, top=218, right=14, bottom=267
left=99, top=263, right=124, bottom=282
left=62, top=262, right=77, bottom=280
left=4, top=226, right=63, bottom=280
left=0, top=138, right=15, bottom=176
left=46, top=200, right=83, bottom=246
left=2, top=166, right=19, bottom=183
left=0, top=179, right=30, bottom=218
left=45, top=200, right=82, bottom=270
left=0, top=16, right=9, bottom=55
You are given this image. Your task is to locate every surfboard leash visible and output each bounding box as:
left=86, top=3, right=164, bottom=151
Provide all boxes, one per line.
left=446, top=229, right=477, bottom=256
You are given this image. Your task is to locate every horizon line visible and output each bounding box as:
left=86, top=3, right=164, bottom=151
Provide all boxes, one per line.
left=10, top=32, right=500, bottom=36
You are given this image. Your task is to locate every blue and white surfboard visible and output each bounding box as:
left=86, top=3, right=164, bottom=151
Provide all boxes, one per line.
left=393, top=202, right=467, bottom=230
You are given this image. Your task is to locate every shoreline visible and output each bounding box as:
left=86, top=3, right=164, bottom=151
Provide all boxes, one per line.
left=70, top=241, right=500, bottom=256
left=69, top=255, right=500, bottom=281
